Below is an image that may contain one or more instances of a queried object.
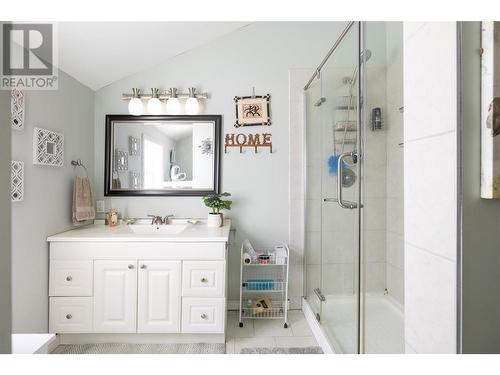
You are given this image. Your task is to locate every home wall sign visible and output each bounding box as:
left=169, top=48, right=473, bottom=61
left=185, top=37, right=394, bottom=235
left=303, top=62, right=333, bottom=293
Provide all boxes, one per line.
left=224, top=133, right=273, bottom=153
left=234, top=93, right=271, bottom=127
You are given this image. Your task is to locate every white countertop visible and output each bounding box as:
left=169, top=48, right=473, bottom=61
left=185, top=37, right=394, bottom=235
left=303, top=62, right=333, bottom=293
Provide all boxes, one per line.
left=47, top=219, right=231, bottom=243
left=12, top=334, right=56, bottom=354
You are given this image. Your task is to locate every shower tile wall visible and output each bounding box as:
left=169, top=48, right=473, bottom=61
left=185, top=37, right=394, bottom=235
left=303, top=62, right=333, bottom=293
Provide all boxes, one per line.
left=363, top=65, right=388, bottom=294
left=385, top=23, right=404, bottom=306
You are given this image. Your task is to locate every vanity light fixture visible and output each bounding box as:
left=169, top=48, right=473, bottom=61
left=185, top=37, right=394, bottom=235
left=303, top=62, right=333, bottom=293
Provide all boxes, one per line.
left=185, top=87, right=200, bottom=115
left=166, top=88, right=181, bottom=115
left=122, top=87, right=208, bottom=115
left=128, top=88, right=144, bottom=116
left=147, top=88, right=162, bottom=115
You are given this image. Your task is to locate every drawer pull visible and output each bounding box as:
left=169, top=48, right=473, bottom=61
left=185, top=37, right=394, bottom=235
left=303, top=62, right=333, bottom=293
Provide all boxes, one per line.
left=66, top=314, right=72, bottom=320
left=201, top=277, right=208, bottom=283
left=66, top=276, right=72, bottom=282
left=140, top=264, right=147, bottom=269
left=200, top=313, right=208, bottom=320
left=128, top=264, right=135, bottom=270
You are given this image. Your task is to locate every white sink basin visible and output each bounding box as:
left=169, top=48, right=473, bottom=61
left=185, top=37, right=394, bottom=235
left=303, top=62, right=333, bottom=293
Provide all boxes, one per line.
left=127, top=224, right=187, bottom=235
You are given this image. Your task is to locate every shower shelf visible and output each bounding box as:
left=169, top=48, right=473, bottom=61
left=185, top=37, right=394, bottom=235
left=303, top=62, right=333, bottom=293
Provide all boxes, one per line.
left=335, top=121, right=357, bottom=131
left=334, top=139, right=357, bottom=144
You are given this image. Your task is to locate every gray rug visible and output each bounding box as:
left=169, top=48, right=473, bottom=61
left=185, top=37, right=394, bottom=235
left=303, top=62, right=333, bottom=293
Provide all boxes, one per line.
left=54, top=343, right=226, bottom=354
left=240, top=346, right=323, bottom=354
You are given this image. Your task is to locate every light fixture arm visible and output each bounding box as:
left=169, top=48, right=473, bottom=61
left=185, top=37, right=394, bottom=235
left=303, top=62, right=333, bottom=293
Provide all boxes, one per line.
left=122, top=87, right=208, bottom=101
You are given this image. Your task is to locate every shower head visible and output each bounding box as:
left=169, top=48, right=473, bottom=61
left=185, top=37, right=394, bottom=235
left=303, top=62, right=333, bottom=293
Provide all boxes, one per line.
left=360, top=49, right=372, bottom=62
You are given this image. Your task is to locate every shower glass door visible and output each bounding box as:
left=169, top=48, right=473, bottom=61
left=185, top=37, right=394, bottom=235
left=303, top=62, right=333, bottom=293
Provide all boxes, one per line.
left=305, top=22, right=361, bottom=354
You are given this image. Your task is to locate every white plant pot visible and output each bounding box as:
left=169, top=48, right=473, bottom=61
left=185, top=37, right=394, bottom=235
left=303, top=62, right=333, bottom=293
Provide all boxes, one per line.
left=207, top=213, right=223, bottom=227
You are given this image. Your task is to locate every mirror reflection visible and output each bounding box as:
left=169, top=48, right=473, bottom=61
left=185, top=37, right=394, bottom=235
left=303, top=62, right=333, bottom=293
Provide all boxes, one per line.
left=106, top=116, right=220, bottom=195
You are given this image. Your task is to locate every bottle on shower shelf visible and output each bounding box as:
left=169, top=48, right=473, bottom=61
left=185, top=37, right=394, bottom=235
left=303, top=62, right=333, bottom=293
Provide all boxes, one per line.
left=371, top=107, right=383, bottom=131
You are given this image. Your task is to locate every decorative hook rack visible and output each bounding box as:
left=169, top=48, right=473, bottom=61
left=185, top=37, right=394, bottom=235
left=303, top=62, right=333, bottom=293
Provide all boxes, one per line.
left=224, top=133, right=273, bottom=154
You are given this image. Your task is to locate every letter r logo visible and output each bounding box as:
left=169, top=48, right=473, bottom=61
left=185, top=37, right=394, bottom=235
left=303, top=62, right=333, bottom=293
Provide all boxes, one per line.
left=2, top=23, right=53, bottom=75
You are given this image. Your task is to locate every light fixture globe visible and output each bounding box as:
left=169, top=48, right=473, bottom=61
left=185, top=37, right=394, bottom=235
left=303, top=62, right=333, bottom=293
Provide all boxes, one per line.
left=185, top=87, right=200, bottom=115
left=128, top=88, right=143, bottom=116
left=147, top=88, right=162, bottom=115
left=166, top=88, right=181, bottom=115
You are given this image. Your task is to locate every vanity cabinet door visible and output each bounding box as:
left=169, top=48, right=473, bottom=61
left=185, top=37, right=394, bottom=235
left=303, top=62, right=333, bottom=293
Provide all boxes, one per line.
left=93, top=260, right=137, bottom=333
left=137, top=260, right=181, bottom=333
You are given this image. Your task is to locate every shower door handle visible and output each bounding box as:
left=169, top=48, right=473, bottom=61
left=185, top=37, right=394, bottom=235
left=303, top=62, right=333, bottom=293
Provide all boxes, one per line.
left=324, top=197, right=362, bottom=208
left=337, top=151, right=358, bottom=209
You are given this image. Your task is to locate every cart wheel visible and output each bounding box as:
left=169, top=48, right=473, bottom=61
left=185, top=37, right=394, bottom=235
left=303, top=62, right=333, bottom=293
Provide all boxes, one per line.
left=239, top=322, right=244, bottom=328
left=284, top=323, right=288, bottom=328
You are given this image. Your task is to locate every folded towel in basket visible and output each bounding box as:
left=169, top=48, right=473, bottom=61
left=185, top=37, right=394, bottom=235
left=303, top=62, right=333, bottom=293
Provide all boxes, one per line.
left=72, top=176, right=95, bottom=225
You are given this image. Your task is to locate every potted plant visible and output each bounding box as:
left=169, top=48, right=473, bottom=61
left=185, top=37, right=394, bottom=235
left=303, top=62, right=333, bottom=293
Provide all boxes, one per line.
left=203, top=192, right=232, bottom=227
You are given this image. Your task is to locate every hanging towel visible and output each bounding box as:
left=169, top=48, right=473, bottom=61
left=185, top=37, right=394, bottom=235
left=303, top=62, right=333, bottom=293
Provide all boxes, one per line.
left=72, top=176, right=95, bottom=225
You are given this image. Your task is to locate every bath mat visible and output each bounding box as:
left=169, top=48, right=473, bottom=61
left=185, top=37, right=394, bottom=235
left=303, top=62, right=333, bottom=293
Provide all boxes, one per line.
left=53, top=343, right=226, bottom=354
left=240, top=346, right=323, bottom=354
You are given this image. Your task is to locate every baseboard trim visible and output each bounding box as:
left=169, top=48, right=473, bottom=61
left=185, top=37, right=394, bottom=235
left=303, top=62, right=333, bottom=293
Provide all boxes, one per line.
left=58, top=333, right=225, bottom=345
left=302, top=298, right=335, bottom=354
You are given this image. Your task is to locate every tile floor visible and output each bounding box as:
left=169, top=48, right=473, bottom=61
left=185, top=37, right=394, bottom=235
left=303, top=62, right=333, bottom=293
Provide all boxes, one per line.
left=225, top=310, right=319, bottom=354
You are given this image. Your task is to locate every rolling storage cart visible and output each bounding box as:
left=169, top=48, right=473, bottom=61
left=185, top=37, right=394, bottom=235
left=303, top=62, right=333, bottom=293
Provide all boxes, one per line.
left=238, top=239, right=289, bottom=328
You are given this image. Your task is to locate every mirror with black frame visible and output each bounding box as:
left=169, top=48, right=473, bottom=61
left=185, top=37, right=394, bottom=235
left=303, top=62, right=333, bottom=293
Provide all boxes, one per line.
left=104, top=115, right=221, bottom=196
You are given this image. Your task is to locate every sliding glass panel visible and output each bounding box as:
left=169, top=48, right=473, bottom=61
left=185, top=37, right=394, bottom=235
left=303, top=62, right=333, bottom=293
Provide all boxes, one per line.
left=319, top=23, right=360, bottom=354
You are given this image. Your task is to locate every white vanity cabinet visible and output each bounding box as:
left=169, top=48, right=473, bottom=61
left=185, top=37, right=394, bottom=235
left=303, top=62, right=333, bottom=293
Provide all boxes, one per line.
left=93, top=260, right=138, bottom=333
left=47, top=224, right=230, bottom=342
left=137, top=260, right=181, bottom=333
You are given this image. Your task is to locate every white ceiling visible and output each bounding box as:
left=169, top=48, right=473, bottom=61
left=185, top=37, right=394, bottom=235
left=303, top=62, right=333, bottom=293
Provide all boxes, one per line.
left=57, top=22, right=249, bottom=90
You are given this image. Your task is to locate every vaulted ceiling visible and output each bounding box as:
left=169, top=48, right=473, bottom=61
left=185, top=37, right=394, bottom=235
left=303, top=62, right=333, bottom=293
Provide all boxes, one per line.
left=57, top=22, right=249, bottom=90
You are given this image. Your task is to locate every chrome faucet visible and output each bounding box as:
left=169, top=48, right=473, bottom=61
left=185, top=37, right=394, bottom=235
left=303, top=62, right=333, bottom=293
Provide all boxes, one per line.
left=163, top=215, right=174, bottom=224
left=148, top=215, right=164, bottom=226
left=148, top=214, right=174, bottom=225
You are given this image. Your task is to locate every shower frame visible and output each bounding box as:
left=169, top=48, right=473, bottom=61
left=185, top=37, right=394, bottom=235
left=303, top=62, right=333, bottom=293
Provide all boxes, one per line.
left=303, top=21, right=375, bottom=354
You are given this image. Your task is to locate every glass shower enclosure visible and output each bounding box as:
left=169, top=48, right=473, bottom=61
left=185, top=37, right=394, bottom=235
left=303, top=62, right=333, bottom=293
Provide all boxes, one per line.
left=303, top=21, right=404, bottom=354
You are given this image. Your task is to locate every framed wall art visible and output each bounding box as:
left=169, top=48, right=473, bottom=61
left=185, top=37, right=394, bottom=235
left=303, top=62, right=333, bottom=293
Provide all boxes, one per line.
left=234, top=94, right=271, bottom=127
left=115, top=150, right=128, bottom=171
left=481, top=22, right=500, bottom=198
left=33, top=127, right=64, bottom=167
left=129, top=136, right=140, bottom=155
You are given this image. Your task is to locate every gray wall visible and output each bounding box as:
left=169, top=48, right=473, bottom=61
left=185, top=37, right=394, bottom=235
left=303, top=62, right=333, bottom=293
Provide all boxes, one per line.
left=0, top=91, right=12, bottom=352
left=461, top=21, right=500, bottom=353
left=11, top=71, right=94, bottom=332
left=94, top=22, right=345, bottom=305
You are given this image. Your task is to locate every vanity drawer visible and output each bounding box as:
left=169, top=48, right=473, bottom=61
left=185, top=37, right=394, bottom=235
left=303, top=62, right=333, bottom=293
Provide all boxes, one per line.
left=182, top=261, right=225, bottom=297
left=49, top=260, right=93, bottom=296
left=49, top=297, right=92, bottom=333
left=181, top=298, right=225, bottom=333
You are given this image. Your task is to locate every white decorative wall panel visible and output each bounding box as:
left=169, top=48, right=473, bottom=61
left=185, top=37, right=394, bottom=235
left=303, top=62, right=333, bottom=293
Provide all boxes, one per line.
left=33, top=127, right=64, bottom=167
left=11, top=161, right=24, bottom=202
left=11, top=88, right=25, bottom=130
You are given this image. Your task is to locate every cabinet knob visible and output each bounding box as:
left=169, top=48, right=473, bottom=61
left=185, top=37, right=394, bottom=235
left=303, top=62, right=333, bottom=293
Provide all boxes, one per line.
left=66, top=276, right=72, bottom=282
left=128, top=264, right=135, bottom=270
left=66, top=314, right=72, bottom=320
left=200, top=313, right=208, bottom=320
left=140, top=264, right=147, bottom=269
left=201, top=277, right=208, bottom=283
